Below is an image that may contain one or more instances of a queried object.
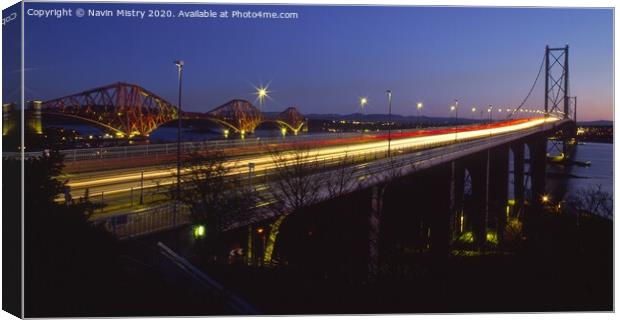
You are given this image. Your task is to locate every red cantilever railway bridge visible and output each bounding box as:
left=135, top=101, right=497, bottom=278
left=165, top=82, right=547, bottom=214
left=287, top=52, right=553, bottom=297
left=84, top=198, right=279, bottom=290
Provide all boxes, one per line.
left=41, top=82, right=306, bottom=137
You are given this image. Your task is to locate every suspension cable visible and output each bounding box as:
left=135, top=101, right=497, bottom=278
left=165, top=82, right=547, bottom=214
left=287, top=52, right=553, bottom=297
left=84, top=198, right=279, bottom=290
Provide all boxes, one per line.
left=508, top=52, right=545, bottom=118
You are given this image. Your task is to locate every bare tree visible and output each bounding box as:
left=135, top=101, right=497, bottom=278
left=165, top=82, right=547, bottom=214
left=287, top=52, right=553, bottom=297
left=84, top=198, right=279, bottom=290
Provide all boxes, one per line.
left=363, top=156, right=405, bottom=188
left=266, top=144, right=326, bottom=215
left=174, top=149, right=260, bottom=237
left=324, top=153, right=362, bottom=198
left=566, top=184, right=613, bottom=219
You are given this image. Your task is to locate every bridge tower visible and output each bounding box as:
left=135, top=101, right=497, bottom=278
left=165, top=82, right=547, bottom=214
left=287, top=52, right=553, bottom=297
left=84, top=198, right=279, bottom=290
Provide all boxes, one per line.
left=26, top=101, right=43, bottom=135
left=544, top=44, right=575, bottom=160
left=544, top=45, right=570, bottom=118
left=3, top=103, right=16, bottom=136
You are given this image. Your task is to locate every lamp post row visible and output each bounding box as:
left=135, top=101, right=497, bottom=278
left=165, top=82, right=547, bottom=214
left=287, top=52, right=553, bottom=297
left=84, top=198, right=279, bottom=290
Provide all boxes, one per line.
left=171, top=62, right=540, bottom=208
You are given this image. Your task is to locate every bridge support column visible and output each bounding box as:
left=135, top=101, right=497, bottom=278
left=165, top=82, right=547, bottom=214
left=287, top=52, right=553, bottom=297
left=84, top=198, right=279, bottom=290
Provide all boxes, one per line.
left=450, top=161, right=465, bottom=241
left=368, top=185, right=385, bottom=280
left=246, top=225, right=254, bottom=266
left=489, top=145, right=509, bottom=248
left=467, top=151, right=489, bottom=250
left=512, top=142, right=525, bottom=220
left=428, top=164, right=453, bottom=258
left=3, top=103, right=15, bottom=136
left=26, top=101, right=43, bottom=135
left=526, top=137, right=548, bottom=237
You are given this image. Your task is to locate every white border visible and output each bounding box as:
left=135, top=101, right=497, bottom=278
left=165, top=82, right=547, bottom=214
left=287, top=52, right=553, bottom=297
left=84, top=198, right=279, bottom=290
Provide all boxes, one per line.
left=0, top=1, right=616, bottom=320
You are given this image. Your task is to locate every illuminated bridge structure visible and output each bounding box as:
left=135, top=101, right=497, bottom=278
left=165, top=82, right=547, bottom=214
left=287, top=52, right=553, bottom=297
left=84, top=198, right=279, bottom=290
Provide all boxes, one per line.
left=78, top=116, right=577, bottom=274
left=39, top=82, right=307, bottom=137
left=28, top=45, right=579, bottom=278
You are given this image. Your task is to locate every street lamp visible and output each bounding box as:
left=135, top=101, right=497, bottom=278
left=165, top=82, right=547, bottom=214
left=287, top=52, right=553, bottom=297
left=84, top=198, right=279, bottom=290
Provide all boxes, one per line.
left=256, top=85, right=269, bottom=108
left=487, top=105, right=493, bottom=137
left=416, top=102, right=423, bottom=126
left=386, top=90, right=392, bottom=158
left=450, top=99, right=459, bottom=143
left=471, top=106, right=482, bottom=123
left=360, top=97, right=368, bottom=113
left=174, top=60, right=184, bottom=222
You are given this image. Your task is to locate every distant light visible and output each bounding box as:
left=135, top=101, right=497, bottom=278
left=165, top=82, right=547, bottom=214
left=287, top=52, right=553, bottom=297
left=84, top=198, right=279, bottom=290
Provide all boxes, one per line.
left=255, top=84, right=270, bottom=106
left=417, top=102, right=423, bottom=110
left=541, top=195, right=550, bottom=203
left=257, top=227, right=264, bottom=234
left=258, top=88, right=267, bottom=98
left=280, top=127, right=287, bottom=136
left=450, top=105, right=456, bottom=111
left=360, top=97, right=368, bottom=106
left=471, top=107, right=476, bottom=112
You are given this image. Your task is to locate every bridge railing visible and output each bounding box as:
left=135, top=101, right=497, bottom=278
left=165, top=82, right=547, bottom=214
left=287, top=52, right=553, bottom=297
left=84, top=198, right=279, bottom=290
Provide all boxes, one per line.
left=12, top=124, right=476, bottom=162
left=91, top=203, right=191, bottom=240
left=13, top=131, right=374, bottom=162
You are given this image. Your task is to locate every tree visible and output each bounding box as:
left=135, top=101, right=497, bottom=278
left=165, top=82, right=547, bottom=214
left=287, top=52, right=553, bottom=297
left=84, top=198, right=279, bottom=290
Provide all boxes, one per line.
left=324, top=153, right=362, bottom=198
left=3, top=151, right=119, bottom=316
left=266, top=144, right=325, bottom=215
left=566, top=184, right=613, bottom=219
left=175, top=149, right=260, bottom=240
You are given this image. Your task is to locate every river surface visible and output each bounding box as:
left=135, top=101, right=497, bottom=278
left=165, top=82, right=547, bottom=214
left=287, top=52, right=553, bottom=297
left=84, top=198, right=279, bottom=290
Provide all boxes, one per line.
left=564, top=142, right=613, bottom=195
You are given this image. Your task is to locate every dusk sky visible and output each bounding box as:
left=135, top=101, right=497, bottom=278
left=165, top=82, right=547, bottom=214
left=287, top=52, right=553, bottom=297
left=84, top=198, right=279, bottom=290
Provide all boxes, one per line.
left=21, top=3, right=613, bottom=121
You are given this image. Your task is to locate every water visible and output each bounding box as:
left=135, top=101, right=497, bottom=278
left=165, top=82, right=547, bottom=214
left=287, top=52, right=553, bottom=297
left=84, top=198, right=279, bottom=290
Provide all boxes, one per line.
left=148, top=127, right=291, bottom=143
left=43, top=123, right=313, bottom=145
left=507, top=142, right=612, bottom=201
left=566, top=142, right=613, bottom=196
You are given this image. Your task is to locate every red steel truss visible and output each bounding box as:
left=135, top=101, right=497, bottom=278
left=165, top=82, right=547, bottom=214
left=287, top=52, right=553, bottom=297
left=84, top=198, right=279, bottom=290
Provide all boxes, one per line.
left=276, top=107, right=305, bottom=131
left=43, top=82, right=177, bottom=136
left=42, top=83, right=304, bottom=136
left=205, top=99, right=264, bottom=133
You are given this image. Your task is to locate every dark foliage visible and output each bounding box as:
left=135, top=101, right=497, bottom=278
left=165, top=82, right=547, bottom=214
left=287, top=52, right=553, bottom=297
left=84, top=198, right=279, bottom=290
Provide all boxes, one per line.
left=4, top=151, right=119, bottom=316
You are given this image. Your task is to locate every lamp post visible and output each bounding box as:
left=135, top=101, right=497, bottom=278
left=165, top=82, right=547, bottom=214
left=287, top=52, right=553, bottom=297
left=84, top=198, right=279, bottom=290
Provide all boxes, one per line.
left=386, top=90, right=392, bottom=158
left=248, top=162, right=255, bottom=192
left=256, top=85, right=269, bottom=109
left=174, top=60, right=184, bottom=222
left=487, top=105, right=493, bottom=137
left=450, top=99, right=458, bottom=143
left=360, top=97, right=368, bottom=113
left=416, top=102, right=423, bottom=127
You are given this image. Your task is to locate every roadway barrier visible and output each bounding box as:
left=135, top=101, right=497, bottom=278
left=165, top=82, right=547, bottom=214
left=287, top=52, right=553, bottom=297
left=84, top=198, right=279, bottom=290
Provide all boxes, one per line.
left=92, top=203, right=190, bottom=239
left=15, top=130, right=373, bottom=161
